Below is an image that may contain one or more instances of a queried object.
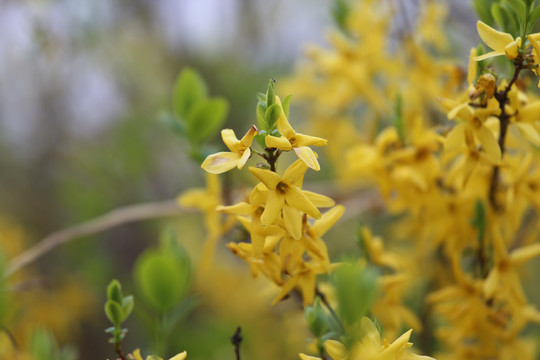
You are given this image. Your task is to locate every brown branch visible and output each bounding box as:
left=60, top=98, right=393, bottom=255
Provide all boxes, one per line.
left=231, top=326, right=242, bottom=360
left=6, top=200, right=194, bottom=277
left=489, top=60, right=524, bottom=211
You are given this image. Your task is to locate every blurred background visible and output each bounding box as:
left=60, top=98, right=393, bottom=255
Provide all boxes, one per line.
left=0, top=0, right=477, bottom=359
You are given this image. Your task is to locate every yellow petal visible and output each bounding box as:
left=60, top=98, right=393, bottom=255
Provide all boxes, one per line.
left=445, top=122, right=467, bottom=152
left=239, top=125, right=258, bottom=148
left=299, top=272, right=316, bottom=306
left=260, top=190, right=284, bottom=226
left=216, top=202, right=251, bottom=215
left=483, top=267, right=500, bottom=299
left=528, top=34, right=540, bottom=65
left=515, top=122, right=540, bottom=146
left=477, top=21, right=514, bottom=52
left=476, top=125, right=501, bottom=163
left=133, top=349, right=144, bottom=360
left=303, top=191, right=335, bottom=207
left=249, top=167, right=282, bottom=190
left=275, top=96, right=296, bottom=139
left=237, top=147, right=251, bottom=169
left=272, top=275, right=299, bottom=305
left=311, top=205, right=345, bottom=237
left=359, top=317, right=381, bottom=348
left=467, top=48, right=477, bottom=84
left=299, top=354, right=322, bottom=360
left=283, top=160, right=309, bottom=187
left=447, top=102, right=470, bottom=120
left=519, top=100, right=540, bottom=122
left=504, top=37, right=521, bottom=59
left=283, top=204, right=303, bottom=240
left=294, top=133, right=328, bottom=147
left=294, top=146, right=320, bottom=171
left=285, top=186, right=321, bottom=219
left=201, top=152, right=240, bottom=174
left=324, top=340, right=347, bottom=360
left=221, top=129, right=242, bottom=152
left=169, top=351, right=187, bottom=360
left=473, top=50, right=506, bottom=61
left=265, top=135, right=293, bottom=150
left=509, top=243, right=540, bottom=267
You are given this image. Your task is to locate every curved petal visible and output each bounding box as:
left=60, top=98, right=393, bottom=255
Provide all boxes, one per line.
left=239, top=125, right=258, bottom=148
left=285, top=186, right=321, bottom=219
left=299, top=354, right=322, bottom=360
left=237, top=148, right=251, bottom=169
left=304, top=191, right=335, bottom=207
left=169, top=351, right=188, bottom=360
left=473, top=50, right=506, bottom=61
left=467, top=48, right=477, bottom=85
left=275, top=96, right=296, bottom=139
left=324, top=340, right=347, bottom=360
left=476, top=125, right=501, bottom=163
left=221, top=129, right=242, bottom=152
left=519, top=100, right=540, bottom=122
left=283, top=159, right=309, bottom=187
left=260, top=191, right=284, bottom=226
left=515, top=122, right=540, bottom=146
left=294, top=133, right=328, bottom=147
left=283, top=204, right=303, bottom=240
left=294, top=146, right=321, bottom=171
left=504, top=37, right=521, bottom=60
left=216, top=202, right=252, bottom=215
left=265, top=135, right=293, bottom=150
left=311, top=205, right=345, bottom=237
left=201, top=152, right=240, bottom=174
left=249, top=167, right=282, bottom=190
left=477, top=21, right=514, bottom=52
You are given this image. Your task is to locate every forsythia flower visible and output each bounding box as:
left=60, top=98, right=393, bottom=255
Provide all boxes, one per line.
left=473, top=21, right=521, bottom=61
left=201, top=125, right=258, bottom=174
left=299, top=317, right=432, bottom=360
left=131, top=349, right=187, bottom=360
left=527, top=34, right=540, bottom=87
left=265, top=96, right=327, bottom=171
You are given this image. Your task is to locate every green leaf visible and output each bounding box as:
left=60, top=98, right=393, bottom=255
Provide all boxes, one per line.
left=281, top=95, right=292, bottom=118
left=474, top=0, right=496, bottom=25
left=186, top=98, right=229, bottom=143
left=529, top=5, right=540, bottom=26
left=266, top=80, right=276, bottom=108
left=492, top=3, right=518, bottom=35
left=173, top=67, right=208, bottom=120
left=134, top=250, right=190, bottom=314
left=256, top=102, right=268, bottom=131
left=29, top=328, right=58, bottom=360
left=500, top=2, right=521, bottom=34
left=305, top=298, right=330, bottom=337
left=394, top=93, right=404, bottom=144
left=332, top=0, right=350, bottom=34
left=122, top=295, right=134, bottom=320
left=107, top=279, right=123, bottom=304
left=506, top=0, right=526, bottom=20
left=105, top=300, right=124, bottom=326
left=470, top=199, right=487, bottom=243
left=265, top=103, right=282, bottom=133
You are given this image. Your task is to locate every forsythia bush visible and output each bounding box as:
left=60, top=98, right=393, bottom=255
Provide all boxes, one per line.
left=2, top=1, right=540, bottom=360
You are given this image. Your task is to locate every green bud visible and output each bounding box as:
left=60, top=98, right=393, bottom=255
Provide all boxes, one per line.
left=105, top=300, right=124, bottom=326
left=107, top=279, right=123, bottom=305
left=305, top=298, right=330, bottom=337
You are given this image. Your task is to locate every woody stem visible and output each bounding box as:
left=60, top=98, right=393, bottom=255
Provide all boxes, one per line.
left=489, top=60, right=524, bottom=211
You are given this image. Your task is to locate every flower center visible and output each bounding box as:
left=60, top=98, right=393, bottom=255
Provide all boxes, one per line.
left=276, top=181, right=289, bottom=194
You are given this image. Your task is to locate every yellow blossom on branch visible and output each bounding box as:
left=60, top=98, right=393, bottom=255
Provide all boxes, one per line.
left=473, top=21, right=521, bottom=61
left=201, top=125, right=258, bottom=174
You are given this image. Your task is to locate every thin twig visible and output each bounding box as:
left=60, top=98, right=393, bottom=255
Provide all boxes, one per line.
left=489, top=60, right=524, bottom=211
left=6, top=200, right=194, bottom=277
left=315, top=287, right=345, bottom=334
left=0, top=325, right=19, bottom=350
left=231, top=326, right=242, bottom=360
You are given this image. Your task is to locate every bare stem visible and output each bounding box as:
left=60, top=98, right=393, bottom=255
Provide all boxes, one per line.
left=231, top=326, right=242, bottom=360
left=489, top=60, right=524, bottom=211
left=6, top=200, right=193, bottom=277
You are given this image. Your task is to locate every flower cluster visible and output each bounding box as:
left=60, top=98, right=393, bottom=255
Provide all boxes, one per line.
left=200, top=87, right=343, bottom=307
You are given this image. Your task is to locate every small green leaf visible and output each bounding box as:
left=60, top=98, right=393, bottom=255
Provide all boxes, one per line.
left=122, top=295, right=134, bottom=320
left=506, top=0, right=526, bottom=20
left=305, top=298, right=330, bottom=337
left=470, top=199, right=487, bottom=243
left=281, top=95, right=292, bottom=118
left=474, top=0, right=496, bottom=26
left=265, top=103, right=282, bottom=133
left=332, top=0, right=350, bottom=34
left=105, top=300, right=124, bottom=326
left=266, top=80, right=276, bottom=108
left=500, top=2, right=521, bottom=34
left=257, top=102, right=268, bottom=131
left=134, top=250, right=190, bottom=314
left=107, top=280, right=123, bottom=304
left=186, top=98, right=229, bottom=143
left=394, top=93, right=404, bottom=144
left=529, top=5, right=540, bottom=26
left=173, top=67, right=208, bottom=120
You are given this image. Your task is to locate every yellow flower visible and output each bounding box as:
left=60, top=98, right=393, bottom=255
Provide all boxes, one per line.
left=201, top=125, right=258, bottom=174
left=131, top=349, right=187, bottom=360
left=300, top=317, right=432, bottom=360
left=272, top=260, right=326, bottom=306
left=473, top=21, right=521, bottom=61
left=527, top=34, right=540, bottom=87
left=249, top=161, right=322, bottom=230
left=265, top=96, right=327, bottom=171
